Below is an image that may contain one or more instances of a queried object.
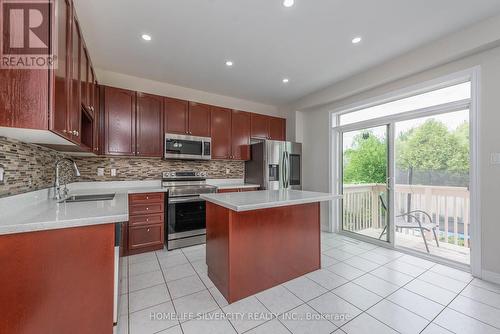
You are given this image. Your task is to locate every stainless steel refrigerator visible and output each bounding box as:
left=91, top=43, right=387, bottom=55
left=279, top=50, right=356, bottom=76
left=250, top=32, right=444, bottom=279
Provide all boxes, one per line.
left=245, top=140, right=302, bottom=190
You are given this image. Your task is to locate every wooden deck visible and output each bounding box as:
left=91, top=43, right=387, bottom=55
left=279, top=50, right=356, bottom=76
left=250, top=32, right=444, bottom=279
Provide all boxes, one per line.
left=353, top=227, right=470, bottom=265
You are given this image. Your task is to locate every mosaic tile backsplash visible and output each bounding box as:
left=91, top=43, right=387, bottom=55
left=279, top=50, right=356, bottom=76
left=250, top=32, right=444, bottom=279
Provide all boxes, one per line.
left=0, top=136, right=244, bottom=198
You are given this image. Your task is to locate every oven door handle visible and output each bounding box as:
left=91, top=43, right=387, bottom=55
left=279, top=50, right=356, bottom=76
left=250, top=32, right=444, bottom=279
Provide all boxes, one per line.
left=168, top=196, right=204, bottom=204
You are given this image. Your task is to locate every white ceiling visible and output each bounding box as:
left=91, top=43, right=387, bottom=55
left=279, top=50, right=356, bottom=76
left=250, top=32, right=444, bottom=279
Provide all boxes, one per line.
left=74, top=0, right=500, bottom=106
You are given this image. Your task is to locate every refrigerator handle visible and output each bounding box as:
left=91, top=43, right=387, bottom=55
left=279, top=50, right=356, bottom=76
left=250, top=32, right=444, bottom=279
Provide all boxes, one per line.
left=284, top=151, right=290, bottom=189
left=281, top=152, right=287, bottom=189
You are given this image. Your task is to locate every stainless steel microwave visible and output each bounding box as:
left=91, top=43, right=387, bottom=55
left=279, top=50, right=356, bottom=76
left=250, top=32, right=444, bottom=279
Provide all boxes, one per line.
left=164, top=133, right=211, bottom=160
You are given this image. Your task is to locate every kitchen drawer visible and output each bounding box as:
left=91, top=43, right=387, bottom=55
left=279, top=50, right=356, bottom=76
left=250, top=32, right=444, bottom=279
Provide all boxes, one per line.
left=129, top=192, right=164, bottom=205
left=128, top=223, right=164, bottom=250
left=129, top=213, right=164, bottom=226
left=129, top=202, right=164, bottom=215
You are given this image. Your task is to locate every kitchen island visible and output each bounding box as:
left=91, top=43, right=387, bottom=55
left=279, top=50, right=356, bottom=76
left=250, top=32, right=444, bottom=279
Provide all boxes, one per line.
left=200, top=189, right=340, bottom=303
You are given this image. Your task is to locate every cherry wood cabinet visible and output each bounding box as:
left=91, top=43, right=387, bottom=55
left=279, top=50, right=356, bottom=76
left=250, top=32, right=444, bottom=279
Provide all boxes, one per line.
left=189, top=102, right=211, bottom=137
left=103, top=86, right=136, bottom=155
left=210, top=107, right=232, bottom=159
left=250, top=113, right=269, bottom=139
left=164, top=97, right=189, bottom=135
left=52, top=0, right=71, bottom=137
left=269, top=117, right=286, bottom=141
left=0, top=224, right=114, bottom=334
left=128, top=193, right=165, bottom=255
left=136, top=93, right=163, bottom=157
left=69, top=15, right=81, bottom=142
left=231, top=110, right=251, bottom=160
left=250, top=113, right=286, bottom=140
left=0, top=0, right=99, bottom=151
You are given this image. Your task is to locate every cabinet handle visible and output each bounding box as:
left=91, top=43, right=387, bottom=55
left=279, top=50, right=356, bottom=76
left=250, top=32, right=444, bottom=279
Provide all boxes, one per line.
left=146, top=196, right=149, bottom=200
left=146, top=207, right=149, bottom=211
left=147, top=228, right=150, bottom=232
left=146, top=218, right=149, bottom=222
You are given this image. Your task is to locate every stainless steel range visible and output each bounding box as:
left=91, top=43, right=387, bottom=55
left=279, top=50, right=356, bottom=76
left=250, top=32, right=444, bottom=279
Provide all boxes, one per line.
left=162, top=171, right=217, bottom=250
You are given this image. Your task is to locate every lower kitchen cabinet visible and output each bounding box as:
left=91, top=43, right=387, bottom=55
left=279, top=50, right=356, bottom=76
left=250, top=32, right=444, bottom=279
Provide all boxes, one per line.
left=127, top=192, right=165, bottom=255
left=0, top=224, right=115, bottom=334
left=128, top=224, right=164, bottom=251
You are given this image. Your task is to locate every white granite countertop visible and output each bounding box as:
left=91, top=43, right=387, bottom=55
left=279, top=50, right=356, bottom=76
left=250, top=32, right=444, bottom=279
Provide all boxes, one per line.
left=200, top=189, right=341, bottom=212
left=0, top=181, right=170, bottom=235
left=0, top=179, right=255, bottom=235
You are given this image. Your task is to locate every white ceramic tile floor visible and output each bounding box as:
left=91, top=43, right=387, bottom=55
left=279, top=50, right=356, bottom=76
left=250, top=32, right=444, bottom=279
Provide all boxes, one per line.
left=115, top=233, right=500, bottom=334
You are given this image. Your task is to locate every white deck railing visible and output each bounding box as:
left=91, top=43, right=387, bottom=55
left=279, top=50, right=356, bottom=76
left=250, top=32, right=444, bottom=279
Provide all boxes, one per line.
left=343, top=184, right=470, bottom=248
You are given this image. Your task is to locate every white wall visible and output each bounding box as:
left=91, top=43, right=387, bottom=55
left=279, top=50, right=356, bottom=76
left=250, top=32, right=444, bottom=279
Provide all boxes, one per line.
left=96, top=69, right=283, bottom=117
left=297, top=44, right=500, bottom=281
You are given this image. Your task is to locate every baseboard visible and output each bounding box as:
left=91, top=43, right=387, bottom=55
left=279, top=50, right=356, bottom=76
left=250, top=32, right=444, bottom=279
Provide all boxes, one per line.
left=482, top=270, right=500, bottom=285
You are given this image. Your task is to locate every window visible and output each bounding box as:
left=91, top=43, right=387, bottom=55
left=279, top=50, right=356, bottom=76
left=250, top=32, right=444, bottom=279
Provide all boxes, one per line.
left=339, top=82, right=471, bottom=126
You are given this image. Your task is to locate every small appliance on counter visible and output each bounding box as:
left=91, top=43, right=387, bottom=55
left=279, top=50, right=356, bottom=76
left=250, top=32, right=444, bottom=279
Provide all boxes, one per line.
left=162, top=171, right=217, bottom=250
left=164, top=133, right=211, bottom=160
left=245, top=140, right=302, bottom=190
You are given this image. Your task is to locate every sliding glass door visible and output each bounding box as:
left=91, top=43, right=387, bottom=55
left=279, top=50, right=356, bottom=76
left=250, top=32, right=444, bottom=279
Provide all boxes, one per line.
left=339, top=124, right=392, bottom=243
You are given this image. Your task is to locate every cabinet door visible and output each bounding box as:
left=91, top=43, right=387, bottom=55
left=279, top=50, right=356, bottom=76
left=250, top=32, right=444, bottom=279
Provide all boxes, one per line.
left=164, top=97, right=188, bottom=134
left=80, top=47, right=89, bottom=112
left=52, top=0, right=71, bottom=137
left=210, top=107, right=232, bottom=159
left=69, top=17, right=81, bottom=142
left=188, top=102, right=211, bottom=137
left=269, top=117, right=286, bottom=141
left=250, top=113, right=269, bottom=139
left=92, top=83, right=99, bottom=153
left=104, top=87, right=136, bottom=155
left=136, top=93, right=163, bottom=157
left=231, top=110, right=251, bottom=160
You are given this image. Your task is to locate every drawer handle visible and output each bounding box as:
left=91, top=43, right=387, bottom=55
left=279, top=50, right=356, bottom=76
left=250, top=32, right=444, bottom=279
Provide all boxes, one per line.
left=146, top=196, right=149, bottom=200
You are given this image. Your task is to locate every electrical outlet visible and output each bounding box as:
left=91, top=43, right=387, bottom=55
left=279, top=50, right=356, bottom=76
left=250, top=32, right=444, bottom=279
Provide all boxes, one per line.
left=97, top=168, right=104, bottom=176
left=0, top=166, right=4, bottom=183
left=111, top=168, right=117, bottom=177
left=225, top=168, right=230, bottom=175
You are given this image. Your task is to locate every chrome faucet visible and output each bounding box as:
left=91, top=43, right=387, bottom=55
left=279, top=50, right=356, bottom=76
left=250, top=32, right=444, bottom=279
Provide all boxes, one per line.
left=54, top=158, right=81, bottom=200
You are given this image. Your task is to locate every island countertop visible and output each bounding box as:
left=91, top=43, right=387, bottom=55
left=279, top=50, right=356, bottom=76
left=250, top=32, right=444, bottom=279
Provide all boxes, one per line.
left=200, top=189, right=341, bottom=212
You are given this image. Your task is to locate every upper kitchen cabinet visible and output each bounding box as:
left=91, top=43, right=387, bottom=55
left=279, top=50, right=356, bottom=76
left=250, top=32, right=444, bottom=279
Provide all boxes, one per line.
left=164, top=97, right=188, bottom=135
left=103, top=86, right=136, bottom=156
left=250, top=114, right=269, bottom=139
left=210, top=107, right=232, bottom=159
left=231, top=110, right=251, bottom=160
left=136, top=93, right=163, bottom=157
left=188, top=102, right=211, bottom=137
left=250, top=113, right=286, bottom=141
left=0, top=0, right=99, bottom=151
left=269, top=117, right=286, bottom=141
left=70, top=17, right=82, bottom=142
left=52, top=0, right=72, bottom=137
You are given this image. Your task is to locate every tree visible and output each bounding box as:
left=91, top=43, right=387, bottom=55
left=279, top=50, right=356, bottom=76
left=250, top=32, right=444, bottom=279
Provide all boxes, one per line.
left=396, top=119, right=469, bottom=172
left=343, top=132, right=387, bottom=184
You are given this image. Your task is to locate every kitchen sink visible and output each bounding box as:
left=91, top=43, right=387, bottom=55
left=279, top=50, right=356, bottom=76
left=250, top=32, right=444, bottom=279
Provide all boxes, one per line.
left=60, top=193, right=116, bottom=203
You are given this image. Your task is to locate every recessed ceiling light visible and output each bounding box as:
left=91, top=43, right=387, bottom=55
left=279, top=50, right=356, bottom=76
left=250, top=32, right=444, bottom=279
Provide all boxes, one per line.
left=283, top=0, right=294, bottom=8
left=282, top=78, right=290, bottom=84
left=225, top=60, right=234, bottom=67
left=352, top=36, right=362, bottom=44
left=142, top=34, right=152, bottom=41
